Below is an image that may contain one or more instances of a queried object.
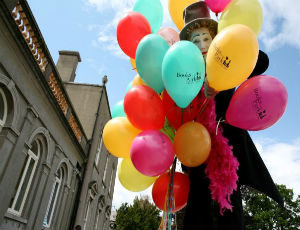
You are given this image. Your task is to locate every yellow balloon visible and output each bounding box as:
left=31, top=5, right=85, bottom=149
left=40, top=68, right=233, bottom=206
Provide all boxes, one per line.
left=168, top=0, right=198, bottom=31
left=218, top=0, right=263, bottom=36
left=206, top=24, right=259, bottom=91
left=103, top=117, right=141, bottom=158
left=132, top=74, right=146, bottom=87
left=130, top=58, right=137, bottom=71
left=118, top=158, right=157, bottom=192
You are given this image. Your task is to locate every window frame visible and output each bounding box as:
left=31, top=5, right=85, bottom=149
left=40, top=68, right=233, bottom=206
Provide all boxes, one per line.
left=109, top=164, right=115, bottom=195
left=83, top=196, right=92, bottom=230
left=94, top=209, right=100, bottom=230
left=0, top=87, right=8, bottom=129
left=8, top=140, right=40, bottom=216
left=43, top=167, right=63, bottom=228
left=95, top=134, right=103, bottom=167
left=102, top=154, right=109, bottom=184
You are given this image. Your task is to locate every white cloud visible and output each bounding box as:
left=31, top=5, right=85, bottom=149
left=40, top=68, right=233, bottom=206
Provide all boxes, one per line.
left=259, top=0, right=300, bottom=51
left=85, top=0, right=176, bottom=58
left=84, top=57, right=105, bottom=76
left=85, top=0, right=300, bottom=56
left=86, top=0, right=135, bottom=13
left=254, top=137, right=300, bottom=196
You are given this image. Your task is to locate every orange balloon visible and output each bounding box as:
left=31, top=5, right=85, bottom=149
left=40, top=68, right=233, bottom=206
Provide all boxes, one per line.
left=174, top=122, right=211, bottom=167
left=103, top=117, right=141, bottom=158
left=130, top=58, right=137, bottom=71
left=132, top=74, right=146, bottom=87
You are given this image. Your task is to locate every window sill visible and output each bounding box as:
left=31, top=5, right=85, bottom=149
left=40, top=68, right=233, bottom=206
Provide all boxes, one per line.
left=5, top=212, right=28, bottom=224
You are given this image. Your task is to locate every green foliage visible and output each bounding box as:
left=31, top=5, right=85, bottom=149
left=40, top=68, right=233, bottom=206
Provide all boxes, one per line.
left=115, top=196, right=161, bottom=230
left=241, top=184, right=300, bottom=230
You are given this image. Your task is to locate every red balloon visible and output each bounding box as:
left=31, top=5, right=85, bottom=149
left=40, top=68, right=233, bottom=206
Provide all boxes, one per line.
left=152, top=172, right=190, bottom=212
left=124, top=85, right=166, bottom=130
left=162, top=90, right=200, bottom=130
left=117, top=12, right=152, bottom=58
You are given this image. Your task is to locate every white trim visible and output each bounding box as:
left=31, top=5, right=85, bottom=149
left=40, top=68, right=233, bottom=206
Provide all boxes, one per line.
left=8, top=141, right=40, bottom=216
left=95, top=136, right=103, bottom=167
left=109, top=164, right=115, bottom=195
left=83, top=198, right=92, bottom=230
left=43, top=168, right=63, bottom=227
left=102, top=155, right=108, bottom=184
left=94, top=209, right=100, bottom=230
left=0, top=88, right=7, bottom=128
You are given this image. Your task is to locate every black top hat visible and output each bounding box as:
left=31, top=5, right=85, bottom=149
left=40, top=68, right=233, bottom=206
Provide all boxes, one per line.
left=179, top=1, right=218, bottom=40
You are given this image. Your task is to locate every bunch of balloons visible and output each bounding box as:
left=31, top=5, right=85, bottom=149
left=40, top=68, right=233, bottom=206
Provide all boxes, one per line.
left=104, top=0, right=288, bottom=215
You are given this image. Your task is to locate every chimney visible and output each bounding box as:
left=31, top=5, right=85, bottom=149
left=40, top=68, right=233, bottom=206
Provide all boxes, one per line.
left=56, top=50, right=81, bottom=82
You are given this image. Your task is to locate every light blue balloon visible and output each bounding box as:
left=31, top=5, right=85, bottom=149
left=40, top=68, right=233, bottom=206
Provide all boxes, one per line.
left=111, top=100, right=126, bottom=118
left=125, top=81, right=133, bottom=93
left=133, top=0, right=163, bottom=33
left=136, top=34, right=169, bottom=93
left=162, top=41, right=205, bottom=108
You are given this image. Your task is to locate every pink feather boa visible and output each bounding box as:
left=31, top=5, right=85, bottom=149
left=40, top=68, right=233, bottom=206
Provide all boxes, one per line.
left=195, top=89, right=239, bottom=214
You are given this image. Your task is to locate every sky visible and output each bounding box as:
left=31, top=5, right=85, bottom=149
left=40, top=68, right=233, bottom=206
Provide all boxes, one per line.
left=27, top=0, right=300, bottom=210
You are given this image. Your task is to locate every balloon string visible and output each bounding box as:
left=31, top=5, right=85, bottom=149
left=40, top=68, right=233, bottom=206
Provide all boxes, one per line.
left=216, top=118, right=226, bottom=135
left=197, top=98, right=209, bottom=118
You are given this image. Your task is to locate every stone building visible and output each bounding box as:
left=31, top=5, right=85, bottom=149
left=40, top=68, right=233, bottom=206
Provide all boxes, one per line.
left=0, top=0, right=117, bottom=229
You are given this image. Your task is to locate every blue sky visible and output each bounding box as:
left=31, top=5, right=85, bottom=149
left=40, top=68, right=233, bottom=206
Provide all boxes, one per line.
left=27, top=0, right=300, bottom=208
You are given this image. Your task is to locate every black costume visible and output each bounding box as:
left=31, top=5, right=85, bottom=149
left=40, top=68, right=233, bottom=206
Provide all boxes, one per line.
left=183, top=51, right=283, bottom=230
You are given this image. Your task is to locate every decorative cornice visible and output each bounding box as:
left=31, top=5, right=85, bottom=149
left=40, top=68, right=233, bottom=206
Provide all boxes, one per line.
left=11, top=4, right=48, bottom=72
left=48, top=73, right=68, bottom=114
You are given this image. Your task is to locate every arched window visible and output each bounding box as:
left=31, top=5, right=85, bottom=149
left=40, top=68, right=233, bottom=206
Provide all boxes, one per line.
left=103, top=206, right=111, bottom=230
left=8, top=139, right=41, bottom=216
left=95, top=133, right=103, bottom=167
left=43, top=167, right=64, bottom=227
left=109, top=163, right=116, bottom=195
left=83, top=197, right=92, bottom=230
left=0, top=87, right=8, bottom=130
left=95, top=195, right=105, bottom=230
left=102, top=154, right=109, bottom=185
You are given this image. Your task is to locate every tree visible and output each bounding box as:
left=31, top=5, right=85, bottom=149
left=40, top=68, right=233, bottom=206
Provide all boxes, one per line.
left=241, top=184, right=300, bottom=230
left=115, top=196, right=161, bottom=230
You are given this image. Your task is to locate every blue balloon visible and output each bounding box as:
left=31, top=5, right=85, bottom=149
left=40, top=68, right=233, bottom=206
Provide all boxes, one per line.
left=125, top=81, right=133, bottom=93
left=162, top=41, right=205, bottom=108
left=111, top=100, right=126, bottom=118
left=136, top=34, right=169, bottom=93
left=133, top=0, right=163, bottom=33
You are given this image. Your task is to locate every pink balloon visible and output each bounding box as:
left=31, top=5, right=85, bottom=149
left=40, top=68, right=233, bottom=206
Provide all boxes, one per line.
left=157, top=27, right=180, bottom=46
left=226, top=75, right=288, bottom=131
left=205, top=0, right=232, bottom=13
left=131, top=130, right=174, bottom=177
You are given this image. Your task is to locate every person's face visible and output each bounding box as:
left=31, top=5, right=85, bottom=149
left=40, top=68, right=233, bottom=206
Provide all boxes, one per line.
left=189, top=27, right=212, bottom=60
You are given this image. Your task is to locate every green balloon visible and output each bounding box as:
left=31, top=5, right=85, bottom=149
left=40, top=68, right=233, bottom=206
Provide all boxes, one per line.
left=133, top=0, right=163, bottom=33
left=162, top=41, right=205, bottom=108
left=125, top=81, right=133, bottom=94
left=111, top=100, right=126, bottom=118
left=136, top=34, right=169, bottom=93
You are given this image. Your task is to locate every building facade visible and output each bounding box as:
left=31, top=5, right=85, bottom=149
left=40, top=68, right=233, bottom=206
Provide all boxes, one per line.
left=0, top=0, right=117, bottom=229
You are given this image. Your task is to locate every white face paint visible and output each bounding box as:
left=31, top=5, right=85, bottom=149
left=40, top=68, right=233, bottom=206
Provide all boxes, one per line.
left=189, top=27, right=212, bottom=60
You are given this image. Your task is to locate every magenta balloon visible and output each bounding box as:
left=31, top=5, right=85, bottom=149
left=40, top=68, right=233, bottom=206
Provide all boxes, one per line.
left=157, top=27, right=180, bottom=46
left=131, top=130, right=174, bottom=177
left=205, top=0, right=232, bottom=13
left=226, top=75, right=288, bottom=131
